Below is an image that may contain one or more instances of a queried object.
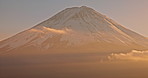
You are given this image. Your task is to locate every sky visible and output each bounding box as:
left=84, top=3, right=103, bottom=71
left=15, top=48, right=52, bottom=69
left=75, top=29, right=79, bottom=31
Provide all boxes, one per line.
left=0, top=0, right=148, bottom=41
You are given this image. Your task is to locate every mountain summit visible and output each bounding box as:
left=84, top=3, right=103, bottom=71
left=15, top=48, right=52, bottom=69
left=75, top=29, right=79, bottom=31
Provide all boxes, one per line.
left=0, top=6, right=148, bottom=54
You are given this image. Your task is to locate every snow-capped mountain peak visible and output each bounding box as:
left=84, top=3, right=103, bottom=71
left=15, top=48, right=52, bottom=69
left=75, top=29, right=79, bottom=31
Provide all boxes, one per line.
left=0, top=6, right=148, bottom=54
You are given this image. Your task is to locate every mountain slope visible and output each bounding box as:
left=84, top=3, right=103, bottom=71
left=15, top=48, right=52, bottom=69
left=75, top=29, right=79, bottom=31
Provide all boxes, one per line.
left=0, top=6, right=148, bottom=54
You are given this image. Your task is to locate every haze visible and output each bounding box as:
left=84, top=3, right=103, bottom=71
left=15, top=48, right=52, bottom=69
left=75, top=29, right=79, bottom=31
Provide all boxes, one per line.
left=1, top=51, right=148, bottom=78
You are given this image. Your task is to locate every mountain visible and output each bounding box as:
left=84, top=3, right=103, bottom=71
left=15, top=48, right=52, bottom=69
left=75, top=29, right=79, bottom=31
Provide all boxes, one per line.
left=0, top=6, right=148, bottom=55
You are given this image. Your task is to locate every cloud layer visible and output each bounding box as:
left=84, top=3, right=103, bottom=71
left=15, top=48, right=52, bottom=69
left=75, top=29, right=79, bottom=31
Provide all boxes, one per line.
left=108, top=50, right=148, bottom=61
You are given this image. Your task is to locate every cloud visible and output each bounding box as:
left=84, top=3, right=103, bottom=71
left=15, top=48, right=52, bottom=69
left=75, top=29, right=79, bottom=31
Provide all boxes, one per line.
left=42, top=27, right=66, bottom=34
left=108, top=50, right=148, bottom=61
left=29, top=26, right=72, bottom=34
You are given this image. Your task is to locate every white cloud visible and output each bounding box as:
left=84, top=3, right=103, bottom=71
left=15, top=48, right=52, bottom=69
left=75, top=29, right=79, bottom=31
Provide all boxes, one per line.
left=108, top=50, right=148, bottom=61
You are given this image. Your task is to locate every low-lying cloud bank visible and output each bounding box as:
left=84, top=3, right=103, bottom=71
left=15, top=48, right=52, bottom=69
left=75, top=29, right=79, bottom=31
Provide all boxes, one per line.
left=108, top=50, right=148, bottom=61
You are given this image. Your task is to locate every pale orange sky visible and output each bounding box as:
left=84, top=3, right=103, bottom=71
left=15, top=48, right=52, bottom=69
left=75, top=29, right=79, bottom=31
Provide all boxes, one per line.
left=0, top=0, right=148, bottom=41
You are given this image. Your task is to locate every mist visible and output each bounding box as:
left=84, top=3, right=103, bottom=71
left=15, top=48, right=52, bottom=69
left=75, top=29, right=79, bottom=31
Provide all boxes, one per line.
left=1, top=51, right=148, bottom=78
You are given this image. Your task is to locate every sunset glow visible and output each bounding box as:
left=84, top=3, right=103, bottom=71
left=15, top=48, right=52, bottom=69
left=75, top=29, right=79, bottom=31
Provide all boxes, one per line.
left=0, top=0, right=148, bottom=78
